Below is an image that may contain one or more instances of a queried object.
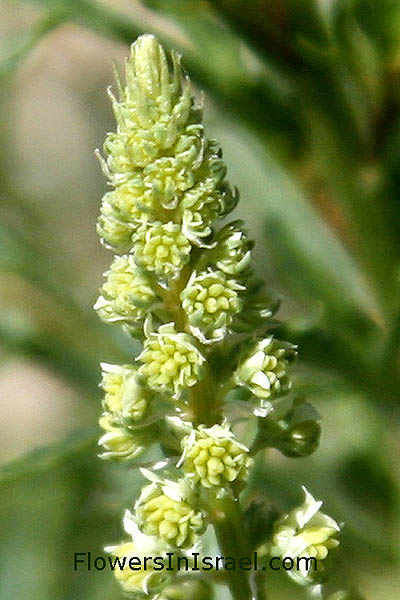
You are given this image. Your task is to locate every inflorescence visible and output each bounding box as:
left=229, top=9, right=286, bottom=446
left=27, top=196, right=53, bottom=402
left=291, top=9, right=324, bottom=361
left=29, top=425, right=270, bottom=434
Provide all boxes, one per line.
left=94, top=34, right=345, bottom=600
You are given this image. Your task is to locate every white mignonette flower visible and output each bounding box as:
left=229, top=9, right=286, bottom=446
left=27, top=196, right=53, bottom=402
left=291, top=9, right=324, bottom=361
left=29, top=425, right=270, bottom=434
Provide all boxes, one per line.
left=214, top=220, right=253, bottom=276
left=179, top=424, right=252, bottom=488
left=135, top=478, right=205, bottom=548
left=141, top=152, right=198, bottom=210
left=96, top=195, right=135, bottom=252
left=94, top=254, right=157, bottom=324
left=178, top=177, right=238, bottom=246
left=98, top=414, right=145, bottom=461
left=234, top=335, right=297, bottom=400
left=270, top=486, right=341, bottom=585
left=108, top=181, right=153, bottom=220
left=100, top=363, right=149, bottom=422
left=134, top=221, right=191, bottom=278
left=105, top=510, right=169, bottom=594
left=180, top=270, right=244, bottom=343
left=137, top=323, right=205, bottom=397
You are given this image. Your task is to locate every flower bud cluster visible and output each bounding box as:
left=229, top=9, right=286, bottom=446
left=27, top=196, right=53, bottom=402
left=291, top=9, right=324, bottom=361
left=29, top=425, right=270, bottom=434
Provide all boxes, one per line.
left=97, top=34, right=236, bottom=256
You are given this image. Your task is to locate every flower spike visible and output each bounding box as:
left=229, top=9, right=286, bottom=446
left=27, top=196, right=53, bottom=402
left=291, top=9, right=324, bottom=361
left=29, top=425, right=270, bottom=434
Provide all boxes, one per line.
left=94, top=33, right=336, bottom=600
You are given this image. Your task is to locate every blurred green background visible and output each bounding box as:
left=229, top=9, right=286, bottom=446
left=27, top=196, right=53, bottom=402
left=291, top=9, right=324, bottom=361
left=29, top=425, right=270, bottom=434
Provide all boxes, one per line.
left=1, top=1, right=399, bottom=599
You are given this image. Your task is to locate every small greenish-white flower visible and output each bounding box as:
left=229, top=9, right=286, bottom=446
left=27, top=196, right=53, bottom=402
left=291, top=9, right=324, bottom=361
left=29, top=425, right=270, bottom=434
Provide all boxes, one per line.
left=134, top=221, right=191, bottom=278
left=100, top=362, right=149, bottom=422
left=141, top=151, right=198, bottom=210
left=234, top=335, right=297, bottom=400
left=94, top=254, right=157, bottom=323
left=180, top=424, right=252, bottom=488
left=137, top=323, right=205, bottom=396
left=135, top=479, right=205, bottom=547
left=180, top=270, right=244, bottom=343
left=213, top=220, right=253, bottom=275
left=179, top=177, right=238, bottom=245
left=270, top=486, right=340, bottom=585
left=108, top=181, right=153, bottom=220
left=98, top=415, right=145, bottom=460
left=97, top=195, right=134, bottom=252
left=106, top=510, right=169, bottom=594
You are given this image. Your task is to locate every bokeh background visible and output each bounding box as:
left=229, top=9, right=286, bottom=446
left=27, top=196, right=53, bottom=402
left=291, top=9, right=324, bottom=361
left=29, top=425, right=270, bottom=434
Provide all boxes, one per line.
left=1, top=1, right=400, bottom=599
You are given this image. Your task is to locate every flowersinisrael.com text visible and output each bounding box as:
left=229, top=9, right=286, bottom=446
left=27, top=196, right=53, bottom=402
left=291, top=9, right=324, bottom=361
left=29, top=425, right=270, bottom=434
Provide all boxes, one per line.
left=73, top=552, right=317, bottom=574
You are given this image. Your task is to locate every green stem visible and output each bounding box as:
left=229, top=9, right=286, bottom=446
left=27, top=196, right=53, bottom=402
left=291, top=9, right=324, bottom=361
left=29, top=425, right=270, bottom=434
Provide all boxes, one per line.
left=253, top=570, right=269, bottom=600
left=207, top=490, right=254, bottom=600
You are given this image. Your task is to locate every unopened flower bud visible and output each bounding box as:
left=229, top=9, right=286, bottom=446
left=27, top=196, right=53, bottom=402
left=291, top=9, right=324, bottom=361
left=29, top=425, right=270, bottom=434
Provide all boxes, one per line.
left=98, top=415, right=145, bottom=460
left=177, top=151, right=237, bottom=245
left=213, top=220, right=253, bottom=275
left=108, top=181, right=153, bottom=220
left=106, top=510, right=170, bottom=594
left=235, top=335, right=297, bottom=400
left=97, top=195, right=134, bottom=252
left=180, top=183, right=237, bottom=245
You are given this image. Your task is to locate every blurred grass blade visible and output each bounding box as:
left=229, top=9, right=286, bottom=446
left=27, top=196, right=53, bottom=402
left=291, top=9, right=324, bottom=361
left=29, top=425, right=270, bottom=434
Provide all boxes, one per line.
left=16, top=0, right=142, bottom=44
left=0, top=314, right=99, bottom=391
left=0, top=12, right=65, bottom=79
left=0, top=223, right=128, bottom=390
left=0, top=428, right=97, bottom=487
left=210, top=116, right=380, bottom=326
